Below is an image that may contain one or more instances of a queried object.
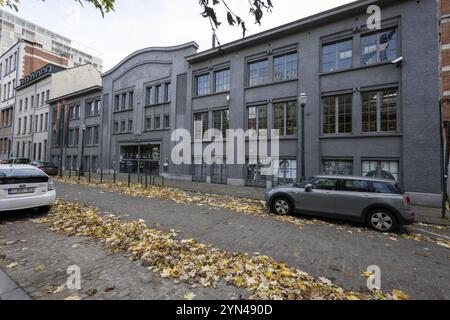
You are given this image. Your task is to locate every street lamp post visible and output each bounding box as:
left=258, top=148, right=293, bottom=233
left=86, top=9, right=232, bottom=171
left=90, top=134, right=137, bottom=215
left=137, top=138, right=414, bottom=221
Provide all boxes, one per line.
left=298, top=93, right=308, bottom=181
left=79, top=124, right=86, bottom=177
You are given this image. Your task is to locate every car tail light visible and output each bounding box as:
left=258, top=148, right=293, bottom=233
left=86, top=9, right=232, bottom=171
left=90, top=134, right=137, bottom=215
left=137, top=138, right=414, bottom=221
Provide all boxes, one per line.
left=404, top=195, right=411, bottom=207
left=48, top=180, right=55, bottom=191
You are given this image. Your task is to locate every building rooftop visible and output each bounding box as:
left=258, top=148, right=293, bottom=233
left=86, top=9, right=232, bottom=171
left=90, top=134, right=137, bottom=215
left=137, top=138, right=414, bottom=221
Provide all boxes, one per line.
left=186, top=0, right=403, bottom=63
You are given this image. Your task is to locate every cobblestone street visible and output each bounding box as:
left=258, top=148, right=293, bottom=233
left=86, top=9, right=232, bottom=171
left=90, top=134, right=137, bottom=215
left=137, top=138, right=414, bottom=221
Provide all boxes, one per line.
left=1, top=181, right=449, bottom=300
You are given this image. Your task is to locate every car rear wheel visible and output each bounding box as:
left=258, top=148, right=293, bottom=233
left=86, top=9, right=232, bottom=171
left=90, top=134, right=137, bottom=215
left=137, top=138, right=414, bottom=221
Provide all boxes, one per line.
left=367, top=209, right=398, bottom=233
left=271, top=197, right=293, bottom=215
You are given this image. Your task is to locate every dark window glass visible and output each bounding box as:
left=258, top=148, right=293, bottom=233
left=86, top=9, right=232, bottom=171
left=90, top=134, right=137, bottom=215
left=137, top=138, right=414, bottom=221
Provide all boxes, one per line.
left=341, top=180, right=370, bottom=192
left=311, top=178, right=338, bottom=191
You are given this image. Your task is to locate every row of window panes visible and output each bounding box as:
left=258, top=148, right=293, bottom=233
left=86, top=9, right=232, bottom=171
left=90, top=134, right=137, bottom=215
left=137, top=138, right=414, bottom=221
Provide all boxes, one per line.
left=322, top=159, right=399, bottom=181
left=113, top=119, right=133, bottom=134
left=1, top=80, right=16, bottom=101
left=1, top=51, right=18, bottom=77
left=248, top=102, right=297, bottom=137
left=84, top=126, right=100, bottom=146
left=145, top=114, right=170, bottom=131
left=0, top=107, right=13, bottom=127
left=195, top=69, right=230, bottom=96
left=18, top=90, right=50, bottom=112
left=65, top=155, right=98, bottom=171
left=194, top=110, right=230, bottom=140
left=322, top=29, right=397, bottom=73
left=194, top=102, right=297, bottom=140
left=16, top=140, right=47, bottom=159
left=69, top=104, right=81, bottom=120
left=85, top=100, right=101, bottom=117
left=0, top=138, right=11, bottom=154
left=114, top=91, right=134, bottom=111
left=145, top=83, right=171, bottom=105
left=322, top=89, right=397, bottom=135
left=16, top=113, right=49, bottom=135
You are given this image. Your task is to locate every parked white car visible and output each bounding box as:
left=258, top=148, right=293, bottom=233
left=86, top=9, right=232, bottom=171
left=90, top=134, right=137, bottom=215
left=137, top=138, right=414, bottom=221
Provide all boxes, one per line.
left=0, top=165, right=56, bottom=212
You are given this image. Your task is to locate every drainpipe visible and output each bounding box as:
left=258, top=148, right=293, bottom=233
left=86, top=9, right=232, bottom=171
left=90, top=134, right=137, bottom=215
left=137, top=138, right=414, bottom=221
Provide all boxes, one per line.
left=441, top=99, right=448, bottom=219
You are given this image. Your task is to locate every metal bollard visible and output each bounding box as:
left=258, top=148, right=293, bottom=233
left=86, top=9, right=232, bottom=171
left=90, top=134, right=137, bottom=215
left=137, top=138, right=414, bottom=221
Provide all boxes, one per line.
left=69, top=168, right=71, bottom=179
left=88, top=169, right=91, bottom=182
left=128, top=172, right=131, bottom=187
left=113, top=170, right=116, bottom=184
left=100, top=169, right=103, bottom=184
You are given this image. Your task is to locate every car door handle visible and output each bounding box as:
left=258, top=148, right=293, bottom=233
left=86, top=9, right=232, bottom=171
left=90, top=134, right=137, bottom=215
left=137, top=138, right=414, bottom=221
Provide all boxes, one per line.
left=362, top=195, right=374, bottom=199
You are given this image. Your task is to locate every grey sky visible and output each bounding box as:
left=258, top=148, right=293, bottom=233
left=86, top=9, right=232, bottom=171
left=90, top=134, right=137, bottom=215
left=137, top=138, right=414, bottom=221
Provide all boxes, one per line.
left=6, top=0, right=353, bottom=71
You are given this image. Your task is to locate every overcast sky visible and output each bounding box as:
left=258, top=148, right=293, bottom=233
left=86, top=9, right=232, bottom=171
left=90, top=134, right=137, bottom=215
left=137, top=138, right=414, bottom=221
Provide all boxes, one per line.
left=5, top=0, right=354, bottom=71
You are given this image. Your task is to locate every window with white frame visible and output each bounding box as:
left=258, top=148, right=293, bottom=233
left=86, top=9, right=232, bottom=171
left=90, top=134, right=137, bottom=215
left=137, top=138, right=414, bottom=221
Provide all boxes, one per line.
left=362, top=160, right=399, bottom=181
left=274, top=52, right=298, bottom=81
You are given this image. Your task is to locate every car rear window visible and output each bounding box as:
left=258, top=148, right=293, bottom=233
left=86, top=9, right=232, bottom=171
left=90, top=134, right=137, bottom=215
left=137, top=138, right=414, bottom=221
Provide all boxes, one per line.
left=0, top=168, right=48, bottom=185
left=371, top=181, right=402, bottom=194
left=0, top=168, right=47, bottom=177
left=15, top=159, right=30, bottom=164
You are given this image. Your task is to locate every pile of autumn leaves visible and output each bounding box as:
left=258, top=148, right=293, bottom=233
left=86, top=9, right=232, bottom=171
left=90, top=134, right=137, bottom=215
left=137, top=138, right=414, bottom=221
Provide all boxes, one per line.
left=37, top=200, right=407, bottom=300
left=55, top=177, right=312, bottom=228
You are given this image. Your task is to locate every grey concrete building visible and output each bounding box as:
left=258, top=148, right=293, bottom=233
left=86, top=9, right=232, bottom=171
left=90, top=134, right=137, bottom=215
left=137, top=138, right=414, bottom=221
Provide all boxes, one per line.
left=181, top=0, right=441, bottom=205
left=44, top=0, right=442, bottom=205
left=100, top=42, right=199, bottom=176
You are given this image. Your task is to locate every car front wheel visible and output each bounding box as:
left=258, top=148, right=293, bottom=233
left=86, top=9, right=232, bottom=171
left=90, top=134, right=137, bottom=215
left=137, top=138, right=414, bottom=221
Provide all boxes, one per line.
left=271, top=197, right=293, bottom=215
left=367, top=209, right=398, bottom=233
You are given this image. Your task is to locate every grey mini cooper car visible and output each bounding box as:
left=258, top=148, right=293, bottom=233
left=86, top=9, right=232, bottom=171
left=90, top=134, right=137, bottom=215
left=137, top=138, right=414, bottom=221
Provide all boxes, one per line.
left=265, top=175, right=415, bottom=232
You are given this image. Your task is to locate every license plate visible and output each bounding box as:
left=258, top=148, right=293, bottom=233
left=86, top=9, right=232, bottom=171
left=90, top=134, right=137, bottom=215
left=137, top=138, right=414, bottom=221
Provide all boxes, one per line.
left=8, top=187, right=35, bottom=195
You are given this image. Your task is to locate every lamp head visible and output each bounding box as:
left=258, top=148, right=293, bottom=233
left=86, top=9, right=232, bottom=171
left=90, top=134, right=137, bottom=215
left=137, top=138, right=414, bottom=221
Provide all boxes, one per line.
left=298, top=93, right=308, bottom=106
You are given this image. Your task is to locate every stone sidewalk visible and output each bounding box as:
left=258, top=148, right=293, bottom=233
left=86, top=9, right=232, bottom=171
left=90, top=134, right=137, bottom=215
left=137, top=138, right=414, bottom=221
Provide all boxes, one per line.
left=0, top=268, right=30, bottom=300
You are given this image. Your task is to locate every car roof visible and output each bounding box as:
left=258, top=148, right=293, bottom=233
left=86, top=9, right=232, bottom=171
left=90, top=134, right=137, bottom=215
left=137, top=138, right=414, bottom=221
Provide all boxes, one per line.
left=0, top=165, right=37, bottom=170
left=313, top=175, right=396, bottom=183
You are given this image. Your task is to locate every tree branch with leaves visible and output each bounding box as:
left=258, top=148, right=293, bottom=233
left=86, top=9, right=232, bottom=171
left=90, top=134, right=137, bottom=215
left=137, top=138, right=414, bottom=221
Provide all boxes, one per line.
left=200, top=0, right=273, bottom=40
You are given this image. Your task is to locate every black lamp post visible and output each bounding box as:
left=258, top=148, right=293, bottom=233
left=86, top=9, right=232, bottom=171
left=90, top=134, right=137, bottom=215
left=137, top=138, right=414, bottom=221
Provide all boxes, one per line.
left=298, top=93, right=308, bottom=181
left=79, top=124, right=86, bottom=176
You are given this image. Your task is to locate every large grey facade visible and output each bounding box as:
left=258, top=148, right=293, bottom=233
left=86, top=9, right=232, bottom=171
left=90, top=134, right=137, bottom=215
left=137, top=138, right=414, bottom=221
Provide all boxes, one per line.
left=46, top=0, right=442, bottom=205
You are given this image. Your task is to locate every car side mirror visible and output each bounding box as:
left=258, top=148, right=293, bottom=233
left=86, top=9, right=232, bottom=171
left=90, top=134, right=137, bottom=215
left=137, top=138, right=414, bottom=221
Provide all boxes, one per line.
left=304, top=184, right=313, bottom=192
